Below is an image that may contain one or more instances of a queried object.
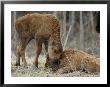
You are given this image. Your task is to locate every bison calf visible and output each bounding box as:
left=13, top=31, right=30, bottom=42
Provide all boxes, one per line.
left=47, top=49, right=100, bottom=74
left=15, top=13, right=63, bottom=67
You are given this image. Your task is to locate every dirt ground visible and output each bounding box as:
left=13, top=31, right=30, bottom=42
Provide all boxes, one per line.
left=11, top=53, right=100, bottom=77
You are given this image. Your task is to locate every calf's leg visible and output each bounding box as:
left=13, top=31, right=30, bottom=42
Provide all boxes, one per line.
left=44, top=40, right=49, bottom=67
left=15, top=45, right=21, bottom=66
left=34, top=39, right=42, bottom=68
left=15, top=40, right=27, bottom=66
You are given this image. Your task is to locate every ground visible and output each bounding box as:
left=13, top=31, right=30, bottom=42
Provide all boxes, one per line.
left=11, top=53, right=99, bottom=77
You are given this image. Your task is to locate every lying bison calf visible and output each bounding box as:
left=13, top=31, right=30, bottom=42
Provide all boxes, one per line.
left=15, top=13, right=63, bottom=67
left=47, top=49, right=100, bottom=74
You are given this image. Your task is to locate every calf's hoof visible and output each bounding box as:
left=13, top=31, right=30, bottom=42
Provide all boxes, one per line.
left=45, top=63, right=48, bottom=68
left=15, top=62, right=20, bottom=66
left=33, top=62, right=38, bottom=68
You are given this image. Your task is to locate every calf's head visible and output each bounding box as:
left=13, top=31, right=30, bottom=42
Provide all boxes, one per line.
left=47, top=44, right=63, bottom=71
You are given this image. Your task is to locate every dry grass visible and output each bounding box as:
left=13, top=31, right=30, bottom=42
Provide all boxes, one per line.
left=11, top=53, right=100, bottom=77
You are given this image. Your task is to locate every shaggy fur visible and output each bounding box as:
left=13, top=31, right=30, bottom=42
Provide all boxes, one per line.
left=48, top=49, right=100, bottom=74
left=15, top=13, right=63, bottom=67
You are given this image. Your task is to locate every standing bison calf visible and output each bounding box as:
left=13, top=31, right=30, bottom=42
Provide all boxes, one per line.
left=47, top=49, right=100, bottom=74
left=15, top=13, right=63, bottom=67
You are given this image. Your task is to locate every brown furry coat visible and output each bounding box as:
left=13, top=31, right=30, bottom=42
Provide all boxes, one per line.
left=15, top=13, right=63, bottom=66
left=49, top=49, right=100, bottom=74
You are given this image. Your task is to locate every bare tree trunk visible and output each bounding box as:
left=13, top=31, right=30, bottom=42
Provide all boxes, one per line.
left=53, top=11, right=58, bottom=17
left=63, top=26, right=72, bottom=49
left=14, top=12, right=17, bottom=46
left=71, top=12, right=75, bottom=47
left=71, top=12, right=75, bottom=30
left=90, top=11, right=95, bottom=54
left=14, top=11, right=16, bottom=30
left=58, top=12, right=63, bottom=44
left=11, top=11, right=17, bottom=54
left=63, top=12, right=75, bottom=49
left=80, top=11, right=84, bottom=50
left=61, top=12, right=66, bottom=43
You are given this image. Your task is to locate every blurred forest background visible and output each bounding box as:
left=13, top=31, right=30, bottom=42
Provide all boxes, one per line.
left=11, top=11, right=100, bottom=77
left=11, top=11, right=100, bottom=58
